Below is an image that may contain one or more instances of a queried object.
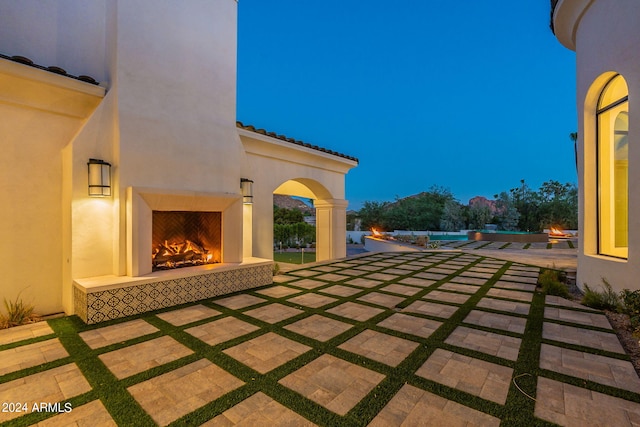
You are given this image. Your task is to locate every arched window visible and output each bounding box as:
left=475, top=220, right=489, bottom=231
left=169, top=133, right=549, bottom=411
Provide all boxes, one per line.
left=597, top=74, right=629, bottom=258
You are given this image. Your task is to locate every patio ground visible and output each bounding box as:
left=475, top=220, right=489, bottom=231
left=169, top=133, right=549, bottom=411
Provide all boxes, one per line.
left=1, top=249, right=639, bottom=426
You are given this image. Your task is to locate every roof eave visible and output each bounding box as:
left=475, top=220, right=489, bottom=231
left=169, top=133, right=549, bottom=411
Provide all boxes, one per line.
left=552, top=0, right=595, bottom=51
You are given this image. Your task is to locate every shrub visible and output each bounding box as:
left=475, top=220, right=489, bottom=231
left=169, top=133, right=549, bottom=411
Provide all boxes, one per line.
left=621, top=289, right=640, bottom=328
left=427, top=240, right=441, bottom=249
left=538, top=269, right=570, bottom=298
left=1, top=293, right=39, bottom=329
left=272, top=263, right=280, bottom=276
left=415, top=236, right=429, bottom=246
left=581, top=278, right=620, bottom=311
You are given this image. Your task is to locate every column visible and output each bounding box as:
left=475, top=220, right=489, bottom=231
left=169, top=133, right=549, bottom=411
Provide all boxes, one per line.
left=314, top=199, right=349, bottom=261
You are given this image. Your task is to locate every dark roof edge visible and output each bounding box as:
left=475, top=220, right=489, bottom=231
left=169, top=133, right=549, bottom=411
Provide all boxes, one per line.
left=0, top=53, right=99, bottom=85
left=236, top=121, right=359, bottom=163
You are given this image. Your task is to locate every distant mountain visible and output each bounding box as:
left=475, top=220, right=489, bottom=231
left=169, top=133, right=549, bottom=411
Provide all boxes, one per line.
left=468, top=196, right=497, bottom=213
left=273, top=195, right=314, bottom=215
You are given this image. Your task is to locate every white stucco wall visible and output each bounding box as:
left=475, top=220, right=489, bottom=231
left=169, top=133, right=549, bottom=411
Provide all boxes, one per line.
left=1, top=0, right=356, bottom=317
left=555, top=0, right=640, bottom=291
left=240, top=130, right=357, bottom=260
left=0, top=60, right=104, bottom=315
left=0, top=1, right=108, bottom=82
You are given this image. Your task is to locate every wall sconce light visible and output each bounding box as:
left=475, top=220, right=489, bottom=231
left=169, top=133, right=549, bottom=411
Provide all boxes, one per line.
left=240, top=178, right=253, bottom=204
left=88, top=158, right=112, bottom=197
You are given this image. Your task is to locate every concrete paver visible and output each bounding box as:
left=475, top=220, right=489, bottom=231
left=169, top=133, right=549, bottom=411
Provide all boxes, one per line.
left=357, top=292, right=405, bottom=309
left=464, top=310, right=527, bottom=334
left=542, top=322, right=625, bottom=353
left=544, top=307, right=612, bottom=329
left=439, top=282, right=481, bottom=294
left=379, top=284, right=422, bottom=296
left=255, top=285, right=302, bottom=298
left=99, top=335, right=193, bottom=379
left=338, top=329, right=418, bottom=367
left=156, top=304, right=221, bottom=326
left=476, top=297, right=530, bottom=315
left=540, top=343, right=640, bottom=393
left=369, top=384, right=500, bottom=426
left=416, top=348, right=513, bottom=404
left=493, top=280, right=537, bottom=291
left=326, top=302, right=385, bottom=322
left=186, top=316, right=259, bottom=346
left=35, top=399, right=116, bottom=427
left=79, top=319, right=158, bottom=349
left=344, top=278, right=383, bottom=288
left=319, top=285, right=362, bottom=297
left=5, top=249, right=640, bottom=427
left=203, top=392, right=316, bottom=426
left=535, top=377, right=640, bottom=426
left=278, top=354, right=385, bottom=416
left=377, top=313, right=443, bottom=339
left=0, top=338, right=68, bottom=375
left=402, top=300, right=458, bottom=319
left=0, top=322, right=54, bottom=346
left=128, top=359, right=243, bottom=426
left=223, top=332, right=311, bottom=374
left=485, top=288, right=533, bottom=302
left=0, top=363, right=91, bottom=423
left=452, top=276, right=487, bottom=286
left=244, top=303, right=304, bottom=323
left=423, top=290, right=471, bottom=304
left=398, top=277, right=436, bottom=287
left=445, top=326, right=522, bottom=361
left=213, top=294, right=266, bottom=310
left=287, top=294, right=338, bottom=309
left=545, top=295, right=600, bottom=312
left=284, top=314, right=353, bottom=342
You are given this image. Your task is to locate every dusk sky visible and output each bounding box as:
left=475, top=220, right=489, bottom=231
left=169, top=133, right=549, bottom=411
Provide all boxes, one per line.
left=236, top=1, right=576, bottom=210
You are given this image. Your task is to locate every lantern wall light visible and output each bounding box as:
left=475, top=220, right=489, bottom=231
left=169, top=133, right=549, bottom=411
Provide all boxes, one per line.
left=240, top=178, right=253, bottom=204
left=88, top=158, right=112, bottom=197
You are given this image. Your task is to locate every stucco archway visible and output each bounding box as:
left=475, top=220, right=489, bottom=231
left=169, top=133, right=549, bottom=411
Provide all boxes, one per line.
left=238, top=124, right=358, bottom=263
left=273, top=179, right=349, bottom=262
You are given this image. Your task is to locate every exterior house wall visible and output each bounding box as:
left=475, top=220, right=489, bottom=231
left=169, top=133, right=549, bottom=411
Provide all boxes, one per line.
left=0, top=1, right=108, bottom=82
left=0, top=61, right=104, bottom=315
left=0, top=0, right=357, bottom=319
left=554, top=0, right=640, bottom=291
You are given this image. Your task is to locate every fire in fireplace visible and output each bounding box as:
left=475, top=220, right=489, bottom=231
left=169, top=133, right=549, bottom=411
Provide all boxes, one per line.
left=152, top=211, right=221, bottom=271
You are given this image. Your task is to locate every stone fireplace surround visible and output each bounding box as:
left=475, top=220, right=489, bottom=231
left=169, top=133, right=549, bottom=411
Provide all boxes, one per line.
left=73, top=187, right=272, bottom=324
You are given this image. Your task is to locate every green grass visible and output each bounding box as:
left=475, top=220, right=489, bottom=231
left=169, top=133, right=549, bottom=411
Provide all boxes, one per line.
left=2, top=251, right=635, bottom=426
left=273, top=251, right=316, bottom=264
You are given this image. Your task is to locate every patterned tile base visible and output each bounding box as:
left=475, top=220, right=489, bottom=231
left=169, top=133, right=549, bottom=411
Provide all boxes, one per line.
left=74, top=264, right=273, bottom=324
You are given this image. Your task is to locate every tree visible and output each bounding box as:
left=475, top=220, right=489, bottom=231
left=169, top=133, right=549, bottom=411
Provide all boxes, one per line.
left=510, top=179, right=541, bottom=231
left=273, top=206, right=304, bottom=225
left=383, top=186, right=456, bottom=230
left=467, top=204, right=492, bottom=230
left=570, top=132, right=578, bottom=171
left=537, top=180, right=578, bottom=229
left=358, top=201, right=388, bottom=230
left=493, top=192, right=520, bottom=231
left=440, top=199, right=465, bottom=231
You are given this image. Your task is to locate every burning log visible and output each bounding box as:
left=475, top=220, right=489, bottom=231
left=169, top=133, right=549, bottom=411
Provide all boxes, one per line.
left=152, top=239, right=216, bottom=270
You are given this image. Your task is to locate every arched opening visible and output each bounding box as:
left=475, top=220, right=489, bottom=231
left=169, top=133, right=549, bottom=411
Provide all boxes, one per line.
left=269, top=178, right=347, bottom=263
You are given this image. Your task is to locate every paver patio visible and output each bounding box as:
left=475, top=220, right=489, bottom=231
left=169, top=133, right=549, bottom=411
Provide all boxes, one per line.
left=2, top=250, right=640, bottom=426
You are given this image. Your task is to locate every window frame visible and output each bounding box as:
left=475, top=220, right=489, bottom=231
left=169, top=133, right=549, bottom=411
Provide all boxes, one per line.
left=596, top=74, right=629, bottom=259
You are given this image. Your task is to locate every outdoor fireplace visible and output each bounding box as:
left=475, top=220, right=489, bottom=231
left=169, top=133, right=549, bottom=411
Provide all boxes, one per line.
left=152, top=211, right=221, bottom=271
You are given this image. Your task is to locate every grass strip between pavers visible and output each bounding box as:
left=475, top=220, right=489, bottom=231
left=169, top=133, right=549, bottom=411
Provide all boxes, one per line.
left=4, top=251, right=639, bottom=426
left=41, top=317, right=156, bottom=427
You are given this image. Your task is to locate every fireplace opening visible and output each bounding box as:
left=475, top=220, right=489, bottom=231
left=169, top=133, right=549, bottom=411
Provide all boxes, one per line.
left=152, top=211, right=221, bottom=271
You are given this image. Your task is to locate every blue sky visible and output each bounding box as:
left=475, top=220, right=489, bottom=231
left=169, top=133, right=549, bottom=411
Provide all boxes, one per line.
left=237, top=1, right=576, bottom=210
